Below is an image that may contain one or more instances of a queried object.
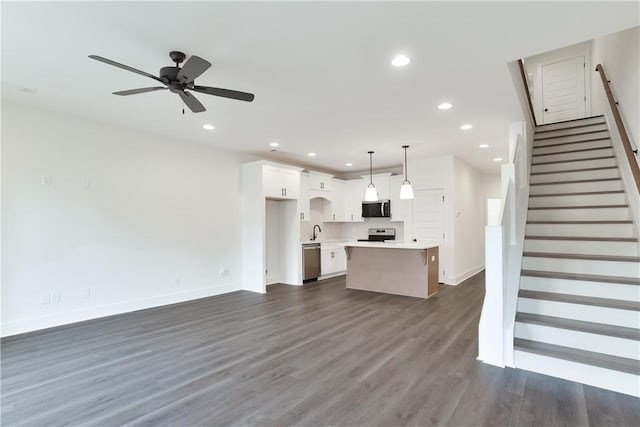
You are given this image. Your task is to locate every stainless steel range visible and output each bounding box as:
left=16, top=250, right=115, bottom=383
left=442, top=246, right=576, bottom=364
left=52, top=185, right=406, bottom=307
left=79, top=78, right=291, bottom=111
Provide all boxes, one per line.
left=357, top=228, right=396, bottom=242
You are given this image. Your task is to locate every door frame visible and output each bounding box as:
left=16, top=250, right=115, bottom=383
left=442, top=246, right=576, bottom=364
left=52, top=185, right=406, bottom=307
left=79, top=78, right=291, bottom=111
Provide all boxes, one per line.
left=533, top=50, right=592, bottom=124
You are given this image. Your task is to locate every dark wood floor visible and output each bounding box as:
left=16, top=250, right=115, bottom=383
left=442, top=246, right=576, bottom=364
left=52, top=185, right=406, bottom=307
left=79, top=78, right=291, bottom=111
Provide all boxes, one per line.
left=2, top=272, right=639, bottom=426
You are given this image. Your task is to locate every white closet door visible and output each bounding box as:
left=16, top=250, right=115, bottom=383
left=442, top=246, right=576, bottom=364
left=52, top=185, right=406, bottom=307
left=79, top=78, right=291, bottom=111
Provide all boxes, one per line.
left=411, top=189, right=444, bottom=280
left=541, top=56, right=586, bottom=124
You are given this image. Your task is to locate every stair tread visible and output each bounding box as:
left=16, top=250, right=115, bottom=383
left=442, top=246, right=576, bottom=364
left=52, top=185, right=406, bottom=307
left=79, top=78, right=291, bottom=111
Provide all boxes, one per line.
left=531, top=166, right=617, bottom=175
left=515, top=312, right=640, bottom=340
left=532, top=146, right=612, bottom=157
left=530, top=177, right=621, bottom=186
left=532, top=155, right=615, bottom=166
left=535, top=115, right=604, bottom=129
left=523, top=252, right=640, bottom=262
left=525, top=235, right=638, bottom=242
left=527, top=220, right=632, bottom=224
left=518, top=290, right=640, bottom=311
left=535, top=130, right=609, bottom=141
left=521, top=269, right=640, bottom=285
left=533, top=137, right=611, bottom=150
left=529, top=205, right=629, bottom=210
left=514, top=338, right=640, bottom=375
left=535, top=122, right=607, bottom=135
left=529, top=190, right=624, bottom=197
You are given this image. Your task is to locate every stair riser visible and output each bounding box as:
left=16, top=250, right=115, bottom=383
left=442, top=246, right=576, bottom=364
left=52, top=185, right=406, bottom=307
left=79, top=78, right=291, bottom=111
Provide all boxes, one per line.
left=530, top=180, right=623, bottom=195
left=533, top=139, right=611, bottom=156
left=535, top=117, right=605, bottom=133
left=533, top=148, right=613, bottom=164
left=515, top=323, right=639, bottom=359
left=529, top=193, right=626, bottom=208
left=519, top=276, right=640, bottom=301
left=517, top=298, right=640, bottom=328
left=522, top=257, right=640, bottom=278
left=514, top=351, right=640, bottom=397
left=535, top=123, right=609, bottom=139
left=531, top=157, right=616, bottom=174
left=527, top=207, right=631, bottom=222
left=534, top=131, right=610, bottom=147
left=524, top=239, right=639, bottom=256
left=530, top=168, right=619, bottom=184
left=525, top=223, right=634, bottom=238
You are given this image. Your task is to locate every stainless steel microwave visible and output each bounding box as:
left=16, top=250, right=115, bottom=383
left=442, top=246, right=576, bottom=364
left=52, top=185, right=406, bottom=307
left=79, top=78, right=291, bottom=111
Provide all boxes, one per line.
left=362, top=200, right=391, bottom=218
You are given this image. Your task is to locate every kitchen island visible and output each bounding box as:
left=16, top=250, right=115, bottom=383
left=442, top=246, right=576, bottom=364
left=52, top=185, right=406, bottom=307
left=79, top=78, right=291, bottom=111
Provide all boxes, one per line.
left=344, top=242, right=439, bottom=298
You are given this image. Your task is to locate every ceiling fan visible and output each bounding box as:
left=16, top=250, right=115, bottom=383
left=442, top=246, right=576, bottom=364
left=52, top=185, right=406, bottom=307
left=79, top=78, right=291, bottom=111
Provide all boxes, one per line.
left=88, top=51, right=254, bottom=113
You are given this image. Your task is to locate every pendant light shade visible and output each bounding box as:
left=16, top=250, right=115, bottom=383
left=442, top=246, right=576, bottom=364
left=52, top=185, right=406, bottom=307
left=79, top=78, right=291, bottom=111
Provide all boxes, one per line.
left=400, top=145, right=414, bottom=200
left=364, top=151, right=378, bottom=202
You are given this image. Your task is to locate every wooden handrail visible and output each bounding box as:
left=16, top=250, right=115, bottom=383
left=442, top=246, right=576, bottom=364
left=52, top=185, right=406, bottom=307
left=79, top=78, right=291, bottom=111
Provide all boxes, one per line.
left=518, top=59, right=537, bottom=127
left=595, top=63, right=640, bottom=194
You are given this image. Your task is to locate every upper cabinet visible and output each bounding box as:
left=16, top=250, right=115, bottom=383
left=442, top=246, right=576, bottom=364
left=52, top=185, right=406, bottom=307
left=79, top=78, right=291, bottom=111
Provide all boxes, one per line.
left=309, top=171, right=333, bottom=192
left=263, top=164, right=300, bottom=199
left=343, top=179, right=364, bottom=222
left=299, top=172, right=310, bottom=221
left=324, top=179, right=345, bottom=221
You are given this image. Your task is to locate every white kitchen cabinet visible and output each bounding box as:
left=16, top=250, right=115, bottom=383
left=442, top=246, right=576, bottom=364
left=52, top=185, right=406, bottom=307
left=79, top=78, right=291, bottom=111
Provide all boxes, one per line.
left=263, top=165, right=300, bottom=199
left=299, top=172, right=310, bottom=221
left=343, top=179, right=364, bottom=222
left=389, top=175, right=410, bottom=222
left=321, top=242, right=347, bottom=276
left=360, top=173, right=392, bottom=201
left=324, top=179, right=345, bottom=221
left=309, top=171, right=333, bottom=192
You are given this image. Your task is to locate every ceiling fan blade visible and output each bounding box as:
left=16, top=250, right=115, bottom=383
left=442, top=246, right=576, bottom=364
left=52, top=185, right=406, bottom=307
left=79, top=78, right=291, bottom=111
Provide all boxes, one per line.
left=89, top=55, right=163, bottom=83
left=178, top=91, right=206, bottom=113
left=192, top=85, right=255, bottom=102
left=177, top=56, right=212, bottom=84
left=113, top=87, right=167, bottom=96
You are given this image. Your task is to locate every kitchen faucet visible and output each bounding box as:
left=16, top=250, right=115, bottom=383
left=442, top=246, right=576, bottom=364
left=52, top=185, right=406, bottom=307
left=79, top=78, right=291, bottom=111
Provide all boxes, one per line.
left=312, top=224, right=322, bottom=241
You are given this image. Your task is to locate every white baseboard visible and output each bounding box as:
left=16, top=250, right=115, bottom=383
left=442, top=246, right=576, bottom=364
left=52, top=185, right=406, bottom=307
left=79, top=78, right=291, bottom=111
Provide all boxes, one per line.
left=1, top=281, right=241, bottom=338
left=451, top=264, right=485, bottom=285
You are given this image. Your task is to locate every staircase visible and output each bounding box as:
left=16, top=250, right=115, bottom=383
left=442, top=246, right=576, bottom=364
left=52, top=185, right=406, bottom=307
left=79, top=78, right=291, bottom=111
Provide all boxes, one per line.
left=513, top=115, right=640, bottom=397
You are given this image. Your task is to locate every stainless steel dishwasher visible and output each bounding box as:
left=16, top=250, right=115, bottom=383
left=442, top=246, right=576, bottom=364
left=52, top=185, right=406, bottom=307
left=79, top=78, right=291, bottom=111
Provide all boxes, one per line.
left=302, top=243, right=321, bottom=282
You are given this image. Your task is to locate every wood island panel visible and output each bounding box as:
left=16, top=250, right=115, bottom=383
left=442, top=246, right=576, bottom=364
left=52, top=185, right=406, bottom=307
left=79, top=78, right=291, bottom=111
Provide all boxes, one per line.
left=345, top=246, right=439, bottom=299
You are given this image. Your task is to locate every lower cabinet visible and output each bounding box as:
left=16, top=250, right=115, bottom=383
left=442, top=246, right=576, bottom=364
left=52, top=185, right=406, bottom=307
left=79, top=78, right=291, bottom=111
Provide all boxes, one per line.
left=320, top=242, right=347, bottom=276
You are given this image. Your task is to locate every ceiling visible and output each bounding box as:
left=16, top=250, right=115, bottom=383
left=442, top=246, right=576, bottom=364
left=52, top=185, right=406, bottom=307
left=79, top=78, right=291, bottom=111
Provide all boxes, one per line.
left=2, top=1, right=638, bottom=176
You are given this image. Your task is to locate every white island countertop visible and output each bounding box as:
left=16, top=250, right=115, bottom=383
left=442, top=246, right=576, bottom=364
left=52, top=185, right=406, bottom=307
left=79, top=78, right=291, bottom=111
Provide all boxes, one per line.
left=345, top=241, right=438, bottom=250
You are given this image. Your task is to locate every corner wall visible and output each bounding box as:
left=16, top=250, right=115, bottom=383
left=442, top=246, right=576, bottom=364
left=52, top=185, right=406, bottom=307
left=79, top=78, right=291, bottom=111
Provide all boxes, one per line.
left=1, top=103, right=247, bottom=336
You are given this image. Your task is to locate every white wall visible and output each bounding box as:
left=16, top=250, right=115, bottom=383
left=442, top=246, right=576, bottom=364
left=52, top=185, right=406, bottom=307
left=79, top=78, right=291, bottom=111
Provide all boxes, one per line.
left=591, top=26, right=639, bottom=151
left=2, top=103, right=248, bottom=336
left=452, top=157, right=495, bottom=284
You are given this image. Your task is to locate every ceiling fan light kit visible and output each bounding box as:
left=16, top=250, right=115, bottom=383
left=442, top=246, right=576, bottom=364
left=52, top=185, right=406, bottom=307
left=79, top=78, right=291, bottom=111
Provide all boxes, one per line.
left=88, top=51, right=255, bottom=113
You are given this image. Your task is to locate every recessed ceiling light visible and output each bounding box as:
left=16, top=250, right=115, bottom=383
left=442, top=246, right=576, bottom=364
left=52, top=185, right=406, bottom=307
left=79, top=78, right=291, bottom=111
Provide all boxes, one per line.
left=308, top=152, right=317, bottom=157
left=345, top=163, right=353, bottom=167
left=460, top=124, right=473, bottom=130
left=391, top=54, right=411, bottom=67
left=203, top=124, right=215, bottom=130
left=438, top=102, right=452, bottom=110
left=479, top=144, right=490, bottom=148
left=493, top=157, right=503, bottom=162
left=269, top=142, right=279, bottom=147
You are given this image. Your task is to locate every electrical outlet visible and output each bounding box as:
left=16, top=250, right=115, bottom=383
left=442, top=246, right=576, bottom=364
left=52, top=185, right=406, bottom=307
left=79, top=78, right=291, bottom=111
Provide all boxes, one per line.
left=50, top=291, right=60, bottom=304
left=219, top=268, right=228, bottom=276
left=41, top=175, right=52, bottom=185
left=80, top=287, right=91, bottom=298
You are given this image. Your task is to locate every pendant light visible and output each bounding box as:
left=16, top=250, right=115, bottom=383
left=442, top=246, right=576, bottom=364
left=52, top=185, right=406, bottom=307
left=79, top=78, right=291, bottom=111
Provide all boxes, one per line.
left=364, top=151, right=378, bottom=202
left=400, top=145, right=414, bottom=200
